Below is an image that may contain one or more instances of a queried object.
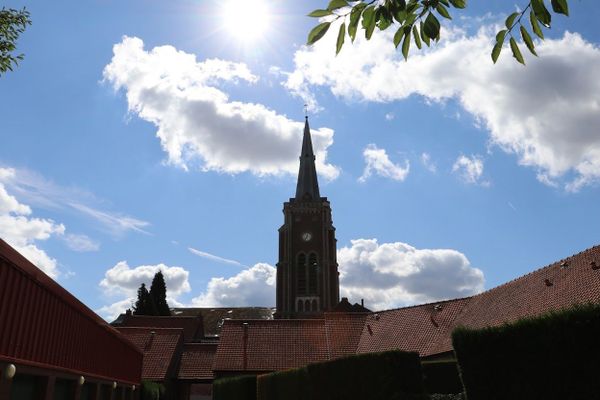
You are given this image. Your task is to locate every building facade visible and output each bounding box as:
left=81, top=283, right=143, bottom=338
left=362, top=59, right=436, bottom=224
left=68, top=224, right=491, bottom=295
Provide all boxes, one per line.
left=275, top=118, right=340, bottom=319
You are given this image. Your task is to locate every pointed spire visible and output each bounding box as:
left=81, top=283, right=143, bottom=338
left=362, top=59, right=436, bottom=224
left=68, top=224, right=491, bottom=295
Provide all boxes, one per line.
left=295, top=117, right=320, bottom=200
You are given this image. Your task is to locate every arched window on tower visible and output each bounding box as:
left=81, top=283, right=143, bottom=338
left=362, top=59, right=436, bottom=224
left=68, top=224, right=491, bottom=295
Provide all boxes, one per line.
left=305, top=299, right=311, bottom=311
left=312, top=299, right=318, bottom=312
left=297, top=299, right=304, bottom=312
left=308, top=253, right=318, bottom=295
left=297, top=253, right=307, bottom=295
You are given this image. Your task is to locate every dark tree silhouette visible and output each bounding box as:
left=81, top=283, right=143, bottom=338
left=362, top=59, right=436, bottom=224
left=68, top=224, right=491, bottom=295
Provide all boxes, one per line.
left=132, top=283, right=154, bottom=315
left=149, top=271, right=171, bottom=316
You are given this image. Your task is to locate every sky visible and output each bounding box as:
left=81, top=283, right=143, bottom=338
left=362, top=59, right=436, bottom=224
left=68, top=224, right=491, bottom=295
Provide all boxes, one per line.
left=1, top=0, right=599, bottom=320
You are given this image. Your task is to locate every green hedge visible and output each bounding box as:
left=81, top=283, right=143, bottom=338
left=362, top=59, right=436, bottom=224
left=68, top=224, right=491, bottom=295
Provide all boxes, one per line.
left=140, top=381, right=165, bottom=400
left=258, top=350, right=426, bottom=400
left=257, top=368, right=309, bottom=400
left=213, top=375, right=257, bottom=400
left=421, top=361, right=463, bottom=394
left=452, top=303, right=600, bottom=400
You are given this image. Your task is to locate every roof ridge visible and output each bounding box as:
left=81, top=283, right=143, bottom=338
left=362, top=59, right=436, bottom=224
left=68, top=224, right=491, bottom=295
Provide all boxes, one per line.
left=372, top=296, right=472, bottom=314
left=470, top=243, right=600, bottom=297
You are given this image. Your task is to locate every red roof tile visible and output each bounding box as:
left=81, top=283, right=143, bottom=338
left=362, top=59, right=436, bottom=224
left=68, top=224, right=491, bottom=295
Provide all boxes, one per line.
left=452, top=245, right=600, bottom=332
left=117, top=327, right=183, bottom=381
left=178, top=343, right=218, bottom=381
left=357, top=298, right=470, bottom=357
left=114, top=315, right=204, bottom=342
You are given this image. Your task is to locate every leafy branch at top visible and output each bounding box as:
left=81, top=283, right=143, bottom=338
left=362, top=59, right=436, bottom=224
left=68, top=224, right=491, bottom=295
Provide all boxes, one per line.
left=307, top=0, right=571, bottom=64
left=0, top=7, right=31, bottom=75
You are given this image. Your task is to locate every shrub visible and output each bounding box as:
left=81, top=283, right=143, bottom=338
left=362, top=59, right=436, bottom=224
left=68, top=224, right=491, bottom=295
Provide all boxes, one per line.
left=213, top=375, right=257, bottom=400
left=421, top=361, right=463, bottom=394
left=257, top=368, right=309, bottom=400
left=140, top=381, right=164, bottom=400
left=452, top=303, right=600, bottom=400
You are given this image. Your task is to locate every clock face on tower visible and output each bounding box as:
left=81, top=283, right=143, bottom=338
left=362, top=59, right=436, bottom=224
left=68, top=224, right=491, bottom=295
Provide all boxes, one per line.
left=301, top=232, right=312, bottom=242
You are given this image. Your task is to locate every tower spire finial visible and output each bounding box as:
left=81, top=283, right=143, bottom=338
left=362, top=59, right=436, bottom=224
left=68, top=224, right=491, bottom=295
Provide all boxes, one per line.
left=295, top=116, right=320, bottom=200
left=304, top=103, right=308, bottom=119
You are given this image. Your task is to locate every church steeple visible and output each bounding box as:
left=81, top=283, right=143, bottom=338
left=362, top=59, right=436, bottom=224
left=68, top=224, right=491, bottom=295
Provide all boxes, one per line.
left=295, top=117, right=320, bottom=201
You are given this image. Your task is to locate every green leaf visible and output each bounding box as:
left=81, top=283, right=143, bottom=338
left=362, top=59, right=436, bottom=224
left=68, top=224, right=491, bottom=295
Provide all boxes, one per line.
left=551, top=0, right=569, bottom=16
left=509, top=37, right=525, bottom=65
left=327, top=0, right=349, bottom=11
left=505, top=12, right=519, bottom=29
left=362, top=6, right=375, bottom=29
left=436, top=3, right=452, bottom=19
left=495, top=29, right=507, bottom=44
left=530, top=10, right=544, bottom=39
left=420, top=20, right=431, bottom=46
left=308, top=9, right=333, bottom=17
left=448, top=0, right=466, bottom=9
left=336, top=22, right=346, bottom=55
left=402, top=28, right=411, bottom=60
left=520, top=25, right=537, bottom=56
left=439, top=0, right=450, bottom=6
left=491, top=42, right=502, bottom=63
left=363, top=6, right=377, bottom=39
left=393, top=26, right=404, bottom=48
left=378, top=7, right=393, bottom=30
left=531, top=0, right=551, bottom=27
left=423, top=12, right=440, bottom=41
left=412, top=24, right=422, bottom=49
left=348, top=5, right=363, bottom=42
left=307, top=22, right=331, bottom=45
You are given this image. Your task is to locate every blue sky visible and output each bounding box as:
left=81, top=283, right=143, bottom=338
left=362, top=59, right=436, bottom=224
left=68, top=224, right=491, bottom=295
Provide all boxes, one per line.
left=1, top=0, right=599, bottom=319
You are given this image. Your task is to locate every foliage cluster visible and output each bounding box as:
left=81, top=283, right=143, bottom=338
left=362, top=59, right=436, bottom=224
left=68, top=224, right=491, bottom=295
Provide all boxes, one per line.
left=256, top=350, right=426, bottom=400
left=140, top=380, right=165, bottom=400
left=307, top=0, right=571, bottom=64
left=0, top=7, right=31, bottom=75
left=421, top=361, right=463, bottom=395
left=213, top=375, right=258, bottom=400
left=452, top=303, right=600, bottom=400
left=133, top=271, right=171, bottom=316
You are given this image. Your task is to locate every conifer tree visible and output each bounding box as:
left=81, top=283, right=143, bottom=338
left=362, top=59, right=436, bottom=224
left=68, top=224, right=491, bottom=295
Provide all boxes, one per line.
left=132, top=283, right=151, bottom=315
left=149, top=270, right=171, bottom=316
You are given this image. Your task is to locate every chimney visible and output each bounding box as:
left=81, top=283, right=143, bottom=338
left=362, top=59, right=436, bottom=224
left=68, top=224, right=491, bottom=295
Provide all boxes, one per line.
left=125, top=308, right=132, bottom=317
left=361, top=299, right=364, bottom=307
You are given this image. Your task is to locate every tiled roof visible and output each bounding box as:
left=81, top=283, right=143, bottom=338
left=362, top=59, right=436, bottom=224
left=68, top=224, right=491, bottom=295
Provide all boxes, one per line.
left=357, top=298, right=471, bottom=357
left=358, top=244, right=600, bottom=357
left=452, top=245, right=600, bottom=331
left=178, top=343, right=218, bottom=381
left=171, top=307, right=274, bottom=336
left=214, top=319, right=329, bottom=372
left=117, top=327, right=183, bottom=380
left=113, top=315, right=204, bottom=342
left=213, top=313, right=367, bottom=372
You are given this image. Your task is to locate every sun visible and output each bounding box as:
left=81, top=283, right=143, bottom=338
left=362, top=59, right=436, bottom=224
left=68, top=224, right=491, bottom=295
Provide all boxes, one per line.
left=220, top=0, right=272, bottom=42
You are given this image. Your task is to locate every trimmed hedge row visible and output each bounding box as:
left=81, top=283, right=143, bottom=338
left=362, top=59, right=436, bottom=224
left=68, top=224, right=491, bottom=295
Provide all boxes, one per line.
left=257, top=350, right=427, bottom=400
left=140, top=381, right=165, bottom=400
left=452, top=303, right=600, bottom=400
left=213, top=375, right=257, bottom=400
left=421, top=361, right=463, bottom=394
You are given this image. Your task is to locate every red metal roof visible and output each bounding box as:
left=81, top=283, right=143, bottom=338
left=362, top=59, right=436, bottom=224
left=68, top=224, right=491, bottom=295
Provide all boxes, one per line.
left=178, top=343, right=218, bottom=381
left=0, top=239, right=142, bottom=384
left=116, top=327, right=183, bottom=381
left=114, top=314, right=204, bottom=342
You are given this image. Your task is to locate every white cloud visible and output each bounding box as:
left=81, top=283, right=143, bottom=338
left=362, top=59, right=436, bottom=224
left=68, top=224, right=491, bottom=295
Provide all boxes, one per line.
left=63, top=233, right=100, bottom=252
left=188, top=247, right=245, bottom=267
left=98, top=261, right=192, bottom=320
left=421, top=152, right=437, bottom=173
left=385, top=112, right=395, bottom=121
left=359, top=144, right=409, bottom=182
left=192, top=263, right=276, bottom=307
left=0, top=166, right=149, bottom=237
left=338, top=239, right=485, bottom=311
left=103, top=36, right=339, bottom=180
left=0, top=168, right=64, bottom=277
left=286, top=23, right=600, bottom=191
left=452, top=154, right=488, bottom=186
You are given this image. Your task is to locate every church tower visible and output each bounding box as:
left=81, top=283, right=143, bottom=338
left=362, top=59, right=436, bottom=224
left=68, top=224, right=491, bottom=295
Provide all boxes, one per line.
left=275, top=117, right=339, bottom=319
